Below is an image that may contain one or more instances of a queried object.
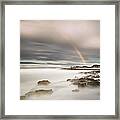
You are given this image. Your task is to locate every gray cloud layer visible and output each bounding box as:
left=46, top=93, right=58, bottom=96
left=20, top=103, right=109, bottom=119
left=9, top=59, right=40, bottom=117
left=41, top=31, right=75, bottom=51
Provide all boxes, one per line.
left=20, top=20, right=100, bottom=63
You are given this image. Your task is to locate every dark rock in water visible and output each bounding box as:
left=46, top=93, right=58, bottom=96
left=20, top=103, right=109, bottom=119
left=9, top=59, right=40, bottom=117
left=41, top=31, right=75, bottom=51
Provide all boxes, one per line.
left=91, top=64, right=100, bottom=68
left=72, top=89, right=79, bottom=92
left=25, top=89, right=53, bottom=97
left=95, top=70, right=100, bottom=73
left=78, top=83, right=86, bottom=87
left=37, top=79, right=51, bottom=85
left=73, top=81, right=87, bottom=87
left=81, top=70, right=100, bottom=75
left=86, top=78, right=95, bottom=82
left=25, top=91, right=35, bottom=96
left=67, top=78, right=79, bottom=82
left=92, top=75, right=100, bottom=78
left=73, top=64, right=100, bottom=69
left=96, top=79, right=100, bottom=82
left=63, top=64, right=100, bottom=70
left=79, top=78, right=88, bottom=83
left=67, top=76, right=100, bottom=87
left=66, top=68, right=100, bottom=87
left=67, top=79, right=72, bottom=81
left=35, top=89, right=53, bottom=93
left=20, top=95, right=26, bottom=100
left=87, top=81, right=100, bottom=86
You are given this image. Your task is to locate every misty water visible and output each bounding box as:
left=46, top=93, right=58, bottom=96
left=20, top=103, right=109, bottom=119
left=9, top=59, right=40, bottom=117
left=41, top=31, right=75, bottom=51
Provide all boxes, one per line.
left=20, top=67, right=100, bottom=100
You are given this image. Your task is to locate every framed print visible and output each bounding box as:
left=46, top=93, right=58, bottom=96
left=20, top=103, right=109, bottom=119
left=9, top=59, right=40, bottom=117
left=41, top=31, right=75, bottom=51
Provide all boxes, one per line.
left=0, top=0, right=119, bottom=119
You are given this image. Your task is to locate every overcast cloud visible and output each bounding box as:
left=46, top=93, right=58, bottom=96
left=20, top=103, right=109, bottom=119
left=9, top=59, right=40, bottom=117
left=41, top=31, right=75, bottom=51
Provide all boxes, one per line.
left=20, top=20, right=100, bottom=64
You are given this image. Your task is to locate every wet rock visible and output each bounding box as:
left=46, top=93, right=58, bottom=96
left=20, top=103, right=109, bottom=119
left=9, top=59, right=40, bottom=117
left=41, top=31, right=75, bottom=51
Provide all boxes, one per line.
left=81, top=70, right=100, bottom=75
left=78, top=83, right=86, bottom=87
left=20, top=95, right=26, bottom=100
left=91, top=64, right=100, bottom=68
left=67, top=78, right=79, bottom=82
left=86, top=78, right=95, bottom=82
left=67, top=79, right=72, bottom=81
left=94, top=70, right=100, bottom=73
left=87, top=81, right=100, bottom=86
left=25, top=89, right=53, bottom=96
left=67, top=68, right=100, bottom=87
left=73, top=81, right=87, bottom=87
left=35, top=89, right=53, bottom=93
left=37, top=79, right=51, bottom=85
left=25, top=91, right=35, bottom=96
left=91, top=75, right=100, bottom=78
left=96, top=79, right=100, bottom=82
left=72, top=89, right=79, bottom=92
left=68, top=64, right=100, bottom=70
left=67, top=76, right=100, bottom=87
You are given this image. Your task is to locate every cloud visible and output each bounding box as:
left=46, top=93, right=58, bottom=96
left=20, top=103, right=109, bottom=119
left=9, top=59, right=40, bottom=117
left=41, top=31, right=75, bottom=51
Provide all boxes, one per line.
left=20, top=20, right=100, bottom=63
left=20, top=20, right=100, bottom=49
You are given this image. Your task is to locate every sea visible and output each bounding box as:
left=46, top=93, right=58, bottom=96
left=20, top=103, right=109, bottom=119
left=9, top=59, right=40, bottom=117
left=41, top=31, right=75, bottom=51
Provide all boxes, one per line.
left=20, top=61, right=100, bottom=100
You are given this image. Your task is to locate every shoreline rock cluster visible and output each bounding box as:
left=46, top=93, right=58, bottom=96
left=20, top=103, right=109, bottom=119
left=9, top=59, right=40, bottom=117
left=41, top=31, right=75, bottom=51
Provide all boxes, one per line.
left=20, top=89, right=53, bottom=100
left=63, top=64, right=100, bottom=70
left=67, top=70, right=100, bottom=88
left=20, top=79, right=53, bottom=100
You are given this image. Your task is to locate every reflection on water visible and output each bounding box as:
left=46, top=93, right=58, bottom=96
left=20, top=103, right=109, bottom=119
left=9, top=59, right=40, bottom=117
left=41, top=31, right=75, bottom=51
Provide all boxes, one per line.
left=20, top=68, right=100, bottom=100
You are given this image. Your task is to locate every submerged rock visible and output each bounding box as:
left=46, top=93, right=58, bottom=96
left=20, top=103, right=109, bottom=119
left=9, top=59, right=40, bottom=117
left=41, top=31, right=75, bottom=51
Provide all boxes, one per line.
left=67, top=78, right=79, bottom=82
left=67, top=73, right=100, bottom=87
left=91, top=64, right=100, bottom=68
left=87, top=81, right=100, bottom=86
left=35, top=89, right=53, bottom=93
left=25, top=89, right=53, bottom=97
left=80, top=70, right=100, bottom=75
left=64, top=64, right=100, bottom=70
left=37, top=79, right=51, bottom=85
left=25, top=91, right=35, bottom=96
left=67, top=79, right=72, bottom=81
left=91, top=75, right=100, bottom=78
left=20, top=95, right=26, bottom=100
left=72, top=89, right=79, bottom=92
left=73, top=81, right=87, bottom=87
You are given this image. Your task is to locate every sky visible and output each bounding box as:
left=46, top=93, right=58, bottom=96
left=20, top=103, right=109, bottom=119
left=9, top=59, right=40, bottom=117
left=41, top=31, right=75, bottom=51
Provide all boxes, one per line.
left=20, top=20, right=100, bottom=64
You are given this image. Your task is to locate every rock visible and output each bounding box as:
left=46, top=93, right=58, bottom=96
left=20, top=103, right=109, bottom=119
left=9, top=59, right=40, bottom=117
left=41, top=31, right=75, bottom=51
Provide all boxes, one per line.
left=37, top=79, right=51, bottom=85
left=35, top=89, right=53, bottom=93
left=25, top=91, right=35, bottom=96
left=67, top=78, right=79, bottom=82
left=96, top=79, right=100, bottom=81
left=87, top=81, right=100, bottom=86
left=25, top=89, right=53, bottom=96
left=81, top=70, right=100, bottom=75
left=91, top=64, right=100, bottom=68
left=67, top=79, right=72, bottom=81
left=93, top=75, right=100, bottom=78
left=79, top=78, right=87, bottom=82
left=72, top=89, right=79, bottom=92
left=20, top=95, right=26, bottom=100
left=67, top=71, right=100, bottom=87
left=94, top=70, right=100, bottom=73
left=86, top=78, right=95, bottom=82
left=73, top=81, right=87, bottom=87
left=78, top=83, right=86, bottom=87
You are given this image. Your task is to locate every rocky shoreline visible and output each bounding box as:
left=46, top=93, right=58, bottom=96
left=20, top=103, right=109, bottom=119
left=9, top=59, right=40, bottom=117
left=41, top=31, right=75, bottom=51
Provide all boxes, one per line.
left=20, top=80, right=53, bottom=100
left=20, top=65, right=100, bottom=99
left=62, top=64, right=100, bottom=70
left=67, top=69, right=100, bottom=90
